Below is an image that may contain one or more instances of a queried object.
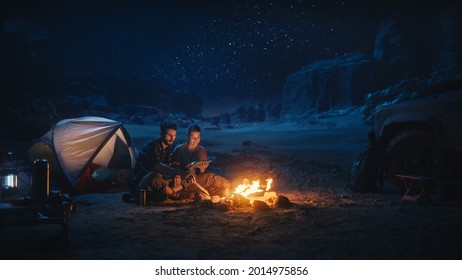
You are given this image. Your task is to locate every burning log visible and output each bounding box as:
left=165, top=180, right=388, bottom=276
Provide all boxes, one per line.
left=231, top=178, right=280, bottom=209
left=250, top=191, right=277, bottom=205
left=231, top=193, right=251, bottom=207
left=228, top=177, right=292, bottom=210
left=210, top=195, right=220, bottom=203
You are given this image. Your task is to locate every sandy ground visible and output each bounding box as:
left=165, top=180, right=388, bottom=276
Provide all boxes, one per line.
left=2, top=120, right=462, bottom=260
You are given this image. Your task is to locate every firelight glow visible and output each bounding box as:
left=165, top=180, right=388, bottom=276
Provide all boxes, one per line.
left=234, top=178, right=273, bottom=197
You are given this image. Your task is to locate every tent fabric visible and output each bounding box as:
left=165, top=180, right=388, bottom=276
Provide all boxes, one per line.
left=29, top=116, right=136, bottom=194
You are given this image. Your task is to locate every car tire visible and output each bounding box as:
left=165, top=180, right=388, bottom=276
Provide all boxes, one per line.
left=386, top=129, right=451, bottom=191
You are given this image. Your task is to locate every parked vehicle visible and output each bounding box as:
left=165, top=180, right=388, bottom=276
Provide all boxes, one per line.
left=373, top=88, right=462, bottom=190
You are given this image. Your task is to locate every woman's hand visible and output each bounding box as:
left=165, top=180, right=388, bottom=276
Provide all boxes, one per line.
left=197, top=162, right=209, bottom=173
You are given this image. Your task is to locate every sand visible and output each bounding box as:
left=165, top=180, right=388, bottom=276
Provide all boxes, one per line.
left=1, top=121, right=462, bottom=260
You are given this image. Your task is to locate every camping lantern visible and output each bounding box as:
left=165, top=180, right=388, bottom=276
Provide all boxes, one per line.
left=0, top=169, right=19, bottom=199
left=32, top=159, right=50, bottom=202
left=1, top=146, right=19, bottom=190
left=0, top=170, right=18, bottom=189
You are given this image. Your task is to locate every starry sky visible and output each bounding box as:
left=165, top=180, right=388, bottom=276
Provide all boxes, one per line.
left=0, top=0, right=448, bottom=115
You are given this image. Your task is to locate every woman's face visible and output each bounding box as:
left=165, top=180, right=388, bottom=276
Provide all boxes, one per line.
left=188, top=131, right=201, bottom=148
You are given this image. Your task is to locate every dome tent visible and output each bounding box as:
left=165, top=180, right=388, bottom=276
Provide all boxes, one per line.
left=28, top=117, right=136, bottom=194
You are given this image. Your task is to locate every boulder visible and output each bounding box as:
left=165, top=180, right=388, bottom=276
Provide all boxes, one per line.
left=252, top=200, right=270, bottom=211
left=275, top=195, right=292, bottom=208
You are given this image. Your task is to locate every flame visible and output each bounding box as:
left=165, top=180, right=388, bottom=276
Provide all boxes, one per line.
left=234, top=178, right=273, bottom=197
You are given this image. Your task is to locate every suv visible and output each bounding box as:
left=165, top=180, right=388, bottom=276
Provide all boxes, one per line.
left=373, top=88, right=462, bottom=190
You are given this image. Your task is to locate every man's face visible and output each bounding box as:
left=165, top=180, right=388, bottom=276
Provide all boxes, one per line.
left=161, top=128, right=177, bottom=146
left=188, top=131, right=201, bottom=148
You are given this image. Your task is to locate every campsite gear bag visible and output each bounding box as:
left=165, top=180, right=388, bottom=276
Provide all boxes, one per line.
left=349, top=145, right=382, bottom=193
left=32, top=159, right=50, bottom=202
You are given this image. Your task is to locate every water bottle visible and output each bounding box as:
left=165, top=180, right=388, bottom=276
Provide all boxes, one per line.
left=32, top=159, right=50, bottom=202
left=139, top=189, right=147, bottom=206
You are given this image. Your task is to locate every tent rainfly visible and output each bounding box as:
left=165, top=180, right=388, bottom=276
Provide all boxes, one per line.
left=28, top=116, right=136, bottom=194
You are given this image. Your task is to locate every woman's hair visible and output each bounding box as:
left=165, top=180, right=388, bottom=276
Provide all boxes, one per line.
left=187, top=124, right=201, bottom=135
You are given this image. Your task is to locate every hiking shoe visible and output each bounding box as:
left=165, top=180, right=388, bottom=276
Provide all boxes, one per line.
left=169, top=191, right=181, bottom=200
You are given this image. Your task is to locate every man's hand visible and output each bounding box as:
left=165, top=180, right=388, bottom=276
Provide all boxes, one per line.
left=184, top=170, right=196, bottom=183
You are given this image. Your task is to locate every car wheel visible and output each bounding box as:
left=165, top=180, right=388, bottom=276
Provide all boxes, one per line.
left=386, top=129, right=451, bottom=191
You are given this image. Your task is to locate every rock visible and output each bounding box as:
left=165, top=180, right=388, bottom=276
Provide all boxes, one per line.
left=217, top=203, right=230, bottom=212
left=253, top=200, right=270, bottom=211
left=242, top=140, right=252, bottom=146
left=264, top=102, right=281, bottom=121
left=199, top=200, right=214, bottom=208
left=281, top=7, right=462, bottom=123
left=281, top=52, right=398, bottom=120
left=232, top=194, right=251, bottom=207
left=373, top=9, right=462, bottom=78
left=395, top=206, right=407, bottom=213
left=275, top=195, right=292, bottom=208
left=230, top=103, right=266, bottom=123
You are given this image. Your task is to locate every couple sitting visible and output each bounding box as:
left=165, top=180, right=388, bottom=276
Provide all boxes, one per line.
left=131, top=122, right=231, bottom=204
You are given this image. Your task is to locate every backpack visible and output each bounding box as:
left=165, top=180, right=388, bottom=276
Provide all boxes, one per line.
left=348, top=144, right=382, bottom=193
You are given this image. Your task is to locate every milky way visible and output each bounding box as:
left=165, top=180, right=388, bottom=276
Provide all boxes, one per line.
left=1, top=0, right=447, bottom=111
left=147, top=0, right=386, bottom=102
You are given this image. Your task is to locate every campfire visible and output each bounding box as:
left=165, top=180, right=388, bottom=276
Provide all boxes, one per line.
left=186, top=176, right=292, bottom=210
left=224, top=177, right=290, bottom=210
left=234, top=178, right=273, bottom=197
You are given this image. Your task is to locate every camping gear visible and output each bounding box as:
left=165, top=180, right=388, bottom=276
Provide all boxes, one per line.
left=139, top=189, right=147, bottom=206
left=0, top=169, right=20, bottom=199
left=348, top=132, right=383, bottom=193
left=28, top=116, right=136, bottom=194
left=31, top=159, right=50, bottom=202
left=0, top=191, right=75, bottom=242
left=0, top=171, right=18, bottom=189
left=0, top=147, right=19, bottom=193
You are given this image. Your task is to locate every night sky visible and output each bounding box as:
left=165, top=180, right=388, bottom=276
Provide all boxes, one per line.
left=0, top=0, right=449, bottom=115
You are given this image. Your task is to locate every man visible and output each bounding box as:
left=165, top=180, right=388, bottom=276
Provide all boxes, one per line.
left=131, top=122, right=187, bottom=203
left=174, top=124, right=231, bottom=198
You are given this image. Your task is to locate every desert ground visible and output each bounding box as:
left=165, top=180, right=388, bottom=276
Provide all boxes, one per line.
left=2, top=119, right=462, bottom=260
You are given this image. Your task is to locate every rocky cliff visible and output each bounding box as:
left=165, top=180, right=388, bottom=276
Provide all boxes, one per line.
left=281, top=7, right=462, bottom=122
left=280, top=52, right=398, bottom=120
